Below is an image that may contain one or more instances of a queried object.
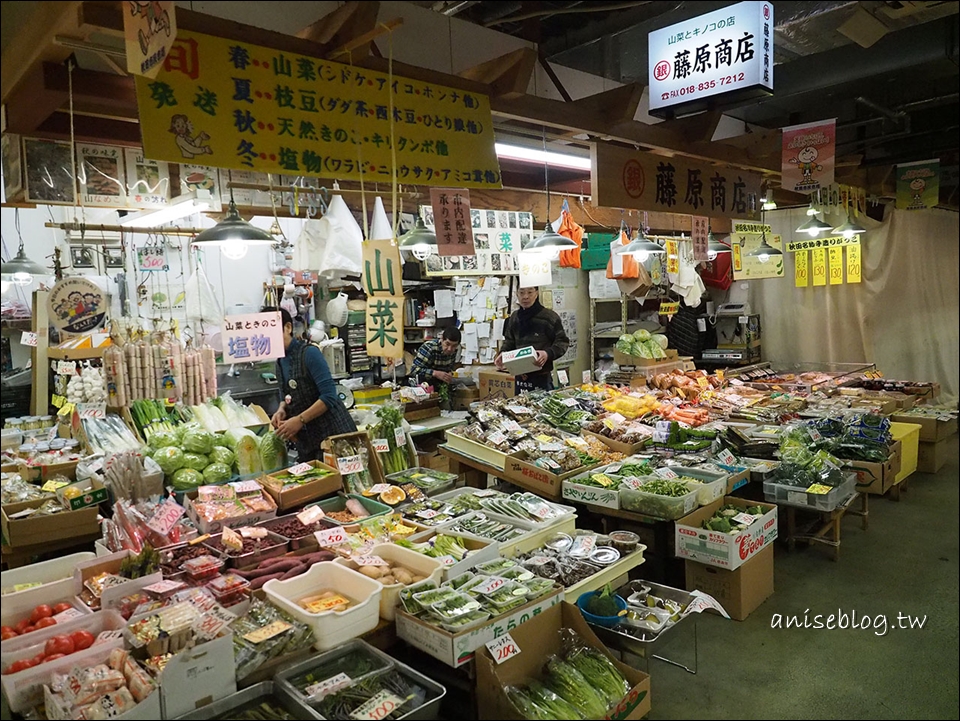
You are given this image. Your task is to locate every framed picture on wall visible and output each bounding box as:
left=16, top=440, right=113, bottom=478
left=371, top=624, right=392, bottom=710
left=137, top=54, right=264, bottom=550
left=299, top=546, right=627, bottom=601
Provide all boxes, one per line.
left=77, top=143, right=126, bottom=207
left=23, top=137, right=76, bottom=205
left=2, top=133, right=23, bottom=202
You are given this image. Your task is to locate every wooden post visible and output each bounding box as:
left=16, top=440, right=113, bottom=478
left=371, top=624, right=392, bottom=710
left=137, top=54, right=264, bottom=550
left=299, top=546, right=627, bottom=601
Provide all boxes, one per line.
left=30, top=289, right=50, bottom=416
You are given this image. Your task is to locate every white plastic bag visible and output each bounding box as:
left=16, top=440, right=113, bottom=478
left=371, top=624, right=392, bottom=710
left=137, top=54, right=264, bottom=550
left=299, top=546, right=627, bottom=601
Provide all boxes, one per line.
left=183, top=263, right=223, bottom=324
left=293, top=194, right=363, bottom=280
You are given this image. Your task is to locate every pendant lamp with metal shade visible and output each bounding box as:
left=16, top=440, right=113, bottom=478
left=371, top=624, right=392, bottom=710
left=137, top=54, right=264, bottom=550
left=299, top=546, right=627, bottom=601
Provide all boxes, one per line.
left=796, top=214, right=833, bottom=236
left=706, top=232, right=731, bottom=261
left=523, top=130, right=577, bottom=260
left=618, top=226, right=665, bottom=263
left=745, top=232, right=783, bottom=264
left=398, top=214, right=438, bottom=261
left=2, top=243, right=49, bottom=287
left=832, top=214, right=867, bottom=238
left=192, top=188, right=277, bottom=260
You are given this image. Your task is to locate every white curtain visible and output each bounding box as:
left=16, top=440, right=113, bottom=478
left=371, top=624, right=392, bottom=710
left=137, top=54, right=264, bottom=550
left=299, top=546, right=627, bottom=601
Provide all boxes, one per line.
left=748, top=206, right=959, bottom=404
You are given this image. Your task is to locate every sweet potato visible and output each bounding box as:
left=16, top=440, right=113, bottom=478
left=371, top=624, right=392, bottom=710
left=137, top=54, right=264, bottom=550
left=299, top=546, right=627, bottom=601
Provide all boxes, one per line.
left=249, top=572, right=284, bottom=590
left=279, top=564, right=307, bottom=580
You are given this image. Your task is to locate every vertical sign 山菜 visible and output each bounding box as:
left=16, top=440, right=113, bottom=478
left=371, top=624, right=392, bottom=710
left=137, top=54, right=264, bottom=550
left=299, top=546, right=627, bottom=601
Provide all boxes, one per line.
left=222, top=311, right=285, bottom=362
left=648, top=1, right=774, bottom=115
left=896, top=159, right=939, bottom=210
left=811, top=248, right=826, bottom=286
left=430, top=188, right=475, bottom=257
left=781, top=119, right=836, bottom=194
left=846, top=244, right=861, bottom=284
left=794, top=249, right=809, bottom=287
left=362, top=239, right=404, bottom=360
left=124, top=0, right=177, bottom=78
left=828, top=246, right=843, bottom=285
left=691, top=215, right=709, bottom=261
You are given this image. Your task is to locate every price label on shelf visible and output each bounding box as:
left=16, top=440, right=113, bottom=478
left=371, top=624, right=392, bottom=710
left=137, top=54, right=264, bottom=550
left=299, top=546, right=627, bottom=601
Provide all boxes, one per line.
left=297, top=506, right=326, bottom=526
left=199, top=485, right=235, bottom=501
left=221, top=526, right=245, bottom=551
left=52, top=607, right=85, bottom=624
left=315, top=526, right=348, bottom=547
left=20, top=331, right=39, bottom=347
left=473, top=576, right=507, bottom=595
left=654, top=467, right=679, bottom=479
left=557, top=370, right=568, bottom=386
left=416, top=508, right=440, bottom=520
left=506, top=405, right=530, bottom=416
left=56, top=361, right=77, bottom=375
left=485, top=633, right=521, bottom=665
left=538, top=442, right=564, bottom=452
left=231, top=479, right=262, bottom=495
left=502, top=419, right=522, bottom=432
left=436, top=555, right=457, bottom=567
left=243, top=620, right=292, bottom=644
left=77, top=403, right=106, bottom=419
left=533, top=504, right=552, bottom=520
left=146, top=498, right=186, bottom=536
left=93, top=630, right=125, bottom=646
left=717, top=449, right=737, bottom=466
left=621, top=477, right=644, bottom=490
left=372, top=438, right=390, bottom=453
left=239, top=526, right=268, bottom=539
left=143, top=580, right=186, bottom=596
left=367, top=484, right=392, bottom=495
left=394, top=427, right=406, bottom=446
left=349, top=691, right=407, bottom=721
left=337, top=455, right=364, bottom=475
left=306, top=673, right=353, bottom=700
left=488, top=431, right=507, bottom=445
left=355, top=555, right=389, bottom=567
left=808, top=427, right=823, bottom=442
left=193, top=605, right=236, bottom=641
left=288, top=462, right=313, bottom=477
left=582, top=370, right=592, bottom=384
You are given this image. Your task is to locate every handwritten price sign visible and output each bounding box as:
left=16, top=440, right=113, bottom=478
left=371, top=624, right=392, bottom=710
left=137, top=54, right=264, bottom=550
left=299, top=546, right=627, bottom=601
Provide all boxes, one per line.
left=297, top=506, right=325, bottom=526
left=146, top=498, right=186, bottom=535
left=307, top=672, right=353, bottom=700
left=137, top=245, right=168, bottom=272
left=314, top=526, right=348, bottom=547
left=485, top=632, right=521, bottom=665
left=288, top=462, right=313, bottom=476
left=337, top=455, right=364, bottom=475
left=372, top=438, right=390, bottom=453
left=473, top=576, right=507, bottom=595
left=350, top=691, right=407, bottom=720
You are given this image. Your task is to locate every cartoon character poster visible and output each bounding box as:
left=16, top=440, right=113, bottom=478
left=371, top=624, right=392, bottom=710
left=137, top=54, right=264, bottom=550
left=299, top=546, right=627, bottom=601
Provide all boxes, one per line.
left=47, top=277, right=108, bottom=334
left=895, top=159, right=939, bottom=210
left=124, top=1, right=177, bottom=78
left=781, top=119, right=836, bottom=193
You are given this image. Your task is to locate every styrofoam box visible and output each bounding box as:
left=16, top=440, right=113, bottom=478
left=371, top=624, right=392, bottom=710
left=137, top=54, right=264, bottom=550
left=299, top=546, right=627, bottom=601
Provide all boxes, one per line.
left=158, top=632, right=237, bottom=719
left=263, top=562, right=382, bottom=651
left=666, top=466, right=728, bottom=506
left=619, top=477, right=700, bottom=519
left=337, top=543, right=443, bottom=621
left=72, top=551, right=162, bottom=615
left=1, top=552, right=95, bottom=595
left=1, top=610, right=124, bottom=666
left=0, top=577, right=91, bottom=630
left=1, top=627, right=124, bottom=712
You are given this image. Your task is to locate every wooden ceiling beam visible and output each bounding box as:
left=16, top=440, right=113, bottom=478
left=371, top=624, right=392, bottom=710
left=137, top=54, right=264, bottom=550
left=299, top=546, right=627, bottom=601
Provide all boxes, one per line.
left=572, top=83, right=645, bottom=127
left=4, top=64, right=68, bottom=135
left=36, top=111, right=142, bottom=146
left=1, top=1, right=84, bottom=103
left=459, top=48, right=537, bottom=100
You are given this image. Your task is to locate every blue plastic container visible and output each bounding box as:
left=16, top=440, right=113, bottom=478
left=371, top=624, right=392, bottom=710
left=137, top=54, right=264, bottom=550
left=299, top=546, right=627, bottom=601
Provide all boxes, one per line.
left=576, top=591, right=627, bottom=627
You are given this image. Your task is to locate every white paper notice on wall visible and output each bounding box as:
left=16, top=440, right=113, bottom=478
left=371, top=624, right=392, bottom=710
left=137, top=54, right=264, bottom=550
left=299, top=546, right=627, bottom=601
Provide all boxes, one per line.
left=610, top=240, right=624, bottom=276
left=434, top=290, right=454, bottom=318
left=492, top=318, right=505, bottom=341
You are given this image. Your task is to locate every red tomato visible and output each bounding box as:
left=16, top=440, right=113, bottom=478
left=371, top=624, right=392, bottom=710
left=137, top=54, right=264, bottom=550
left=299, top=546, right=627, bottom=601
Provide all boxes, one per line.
left=51, top=603, right=73, bottom=615
left=0, top=630, right=18, bottom=641
left=4, top=658, right=37, bottom=675
left=21, top=625, right=36, bottom=635
left=44, top=635, right=74, bottom=658
left=31, top=653, right=46, bottom=667
left=13, top=619, right=31, bottom=635
left=42, top=653, right=66, bottom=663
left=35, top=617, right=58, bottom=629
left=30, top=605, right=53, bottom=623
left=0, top=626, right=15, bottom=636
left=70, top=630, right=95, bottom=651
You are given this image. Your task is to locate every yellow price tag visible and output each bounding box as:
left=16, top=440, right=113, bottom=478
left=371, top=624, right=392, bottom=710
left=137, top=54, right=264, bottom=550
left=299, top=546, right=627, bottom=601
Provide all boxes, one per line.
left=846, top=244, right=861, bottom=284
left=716, top=369, right=724, bottom=382
left=794, top=249, right=809, bottom=287
left=51, top=394, right=66, bottom=409
left=732, top=243, right=742, bottom=272
left=41, top=480, right=69, bottom=493
left=665, top=239, right=680, bottom=274
left=697, top=376, right=709, bottom=388
left=829, top=247, right=843, bottom=285
left=811, top=248, right=826, bottom=286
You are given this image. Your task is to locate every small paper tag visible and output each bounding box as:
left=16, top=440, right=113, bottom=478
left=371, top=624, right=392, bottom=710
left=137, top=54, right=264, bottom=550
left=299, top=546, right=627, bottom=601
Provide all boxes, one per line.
left=473, top=576, right=509, bottom=595
left=733, top=512, right=759, bottom=526
left=93, top=629, right=125, bottom=646
left=394, top=427, right=406, bottom=446
left=355, top=555, right=389, bottom=567
left=539, top=442, right=565, bottom=452
left=412, top=386, right=429, bottom=398
left=239, top=526, right=268, bottom=539
left=41, top=479, right=70, bottom=493
left=373, top=438, right=390, bottom=453
left=314, top=526, right=348, bottom=547
left=605, top=463, right=622, bottom=474
left=143, top=579, right=186, bottom=596
left=621, top=477, right=645, bottom=490
left=337, top=454, right=364, bottom=475
left=607, top=412, right=626, bottom=425
left=730, top=378, right=744, bottom=386
left=416, top=508, right=440, bottom=520
left=243, top=619, right=292, bottom=643
left=486, top=633, right=521, bottom=665
left=582, top=370, right=591, bottom=384
left=198, top=485, right=235, bottom=501
left=697, top=376, right=709, bottom=389
left=221, top=526, right=244, bottom=551
left=56, top=361, right=77, bottom=375
left=808, top=427, right=823, bottom=442
left=231, top=479, right=262, bottom=495
left=20, top=331, right=38, bottom=347
left=98, top=574, right=129, bottom=592
left=436, top=554, right=457, bottom=567
left=557, top=370, right=568, bottom=386
left=561, top=397, right=580, bottom=407
left=297, top=506, right=326, bottom=526
left=306, top=672, right=353, bottom=700
left=193, top=605, right=236, bottom=640
left=655, top=467, right=679, bottom=479
left=350, top=690, right=407, bottom=720
left=52, top=607, right=85, bottom=623
left=288, top=462, right=313, bottom=477
left=506, top=405, right=531, bottom=415
left=368, top=483, right=392, bottom=494
left=717, top=449, right=737, bottom=465
left=805, top=483, right=832, bottom=495
left=488, top=431, right=507, bottom=445
left=304, top=593, right=351, bottom=613
left=502, top=419, right=522, bottom=432
left=474, top=489, right=498, bottom=497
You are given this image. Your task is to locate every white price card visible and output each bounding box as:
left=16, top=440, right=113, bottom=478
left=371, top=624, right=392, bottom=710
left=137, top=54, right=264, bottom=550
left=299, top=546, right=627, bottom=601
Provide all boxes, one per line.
left=56, top=360, right=77, bottom=375
left=435, top=555, right=457, bottom=567
left=52, top=607, right=85, bottom=624
left=620, top=477, right=645, bottom=490
left=717, top=449, right=737, bottom=465
left=337, top=454, right=364, bottom=475
left=474, top=489, right=498, bottom=497
left=502, top=419, right=522, bottom=432
left=306, top=673, right=353, bottom=700
left=288, top=462, right=313, bottom=476
left=557, top=370, right=568, bottom=386
left=297, top=506, right=325, bottom=526
left=654, top=467, right=679, bottom=479
left=372, top=438, right=390, bottom=453
left=231, top=479, right=262, bottom=495
left=473, top=576, right=508, bottom=595
left=488, top=431, right=507, bottom=445
left=146, top=498, right=187, bottom=536
left=20, top=331, right=39, bottom=347
left=416, top=508, right=440, bottom=519
left=605, top=463, right=622, bottom=474
left=239, top=526, right=268, bottom=538
left=733, top=512, right=759, bottom=526
left=485, top=633, right=521, bottom=665
left=349, top=690, right=407, bottom=720
left=314, top=526, right=348, bottom=547
left=193, top=605, right=236, bottom=641
left=93, top=630, right=125, bottom=646
left=412, top=386, right=429, bottom=398
left=143, top=579, right=186, bottom=596
left=367, top=483, right=393, bottom=494
left=582, top=370, right=592, bottom=384
left=221, top=526, right=245, bottom=551
left=394, top=427, right=406, bottom=446
left=808, top=426, right=823, bottom=442
left=561, top=397, right=580, bottom=407
left=355, top=555, right=389, bottom=566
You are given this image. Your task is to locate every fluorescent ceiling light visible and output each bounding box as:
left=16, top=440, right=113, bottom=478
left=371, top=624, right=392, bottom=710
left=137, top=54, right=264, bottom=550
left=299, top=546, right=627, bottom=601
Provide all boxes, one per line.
left=120, top=190, right=212, bottom=228
left=495, top=142, right=590, bottom=171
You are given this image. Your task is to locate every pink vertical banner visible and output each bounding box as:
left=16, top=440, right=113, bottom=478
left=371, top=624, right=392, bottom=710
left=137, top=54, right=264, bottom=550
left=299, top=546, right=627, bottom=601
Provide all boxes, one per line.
left=782, top=119, right=836, bottom=193
left=430, top=187, right=475, bottom=257
left=691, top=215, right=709, bottom=261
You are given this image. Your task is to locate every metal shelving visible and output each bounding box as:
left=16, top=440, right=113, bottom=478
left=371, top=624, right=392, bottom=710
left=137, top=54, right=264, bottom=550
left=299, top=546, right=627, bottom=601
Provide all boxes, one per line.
left=589, top=295, right=628, bottom=381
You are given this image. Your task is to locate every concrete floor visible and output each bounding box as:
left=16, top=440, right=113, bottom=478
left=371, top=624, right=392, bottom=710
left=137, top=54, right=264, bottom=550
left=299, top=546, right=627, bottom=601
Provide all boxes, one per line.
left=648, top=440, right=960, bottom=720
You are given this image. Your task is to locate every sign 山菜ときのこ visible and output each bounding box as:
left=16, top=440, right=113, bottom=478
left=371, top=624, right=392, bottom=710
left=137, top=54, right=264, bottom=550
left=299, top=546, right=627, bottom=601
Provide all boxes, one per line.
left=221, top=311, right=285, bottom=362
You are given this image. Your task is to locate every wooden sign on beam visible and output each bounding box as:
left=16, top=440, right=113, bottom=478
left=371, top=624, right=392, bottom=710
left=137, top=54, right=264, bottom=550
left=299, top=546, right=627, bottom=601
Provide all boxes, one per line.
left=591, top=142, right=762, bottom=221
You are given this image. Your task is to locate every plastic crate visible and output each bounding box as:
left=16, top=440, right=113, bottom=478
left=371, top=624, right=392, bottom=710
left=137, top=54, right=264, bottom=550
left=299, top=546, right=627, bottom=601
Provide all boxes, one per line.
left=619, top=478, right=700, bottom=519
left=667, top=466, right=728, bottom=506
left=763, top=473, right=857, bottom=511
left=307, top=493, right=392, bottom=525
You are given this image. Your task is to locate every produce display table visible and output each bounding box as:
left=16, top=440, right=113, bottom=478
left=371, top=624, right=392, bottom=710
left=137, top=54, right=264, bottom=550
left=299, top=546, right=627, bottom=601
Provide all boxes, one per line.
left=1, top=533, right=100, bottom=570
left=408, top=414, right=468, bottom=437
left=781, top=492, right=868, bottom=561
left=438, top=443, right=503, bottom=489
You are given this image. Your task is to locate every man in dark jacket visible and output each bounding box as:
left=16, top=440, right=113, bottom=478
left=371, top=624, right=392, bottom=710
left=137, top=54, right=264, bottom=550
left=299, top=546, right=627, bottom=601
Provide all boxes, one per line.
left=495, top=286, right=569, bottom=391
left=271, top=308, right=357, bottom=461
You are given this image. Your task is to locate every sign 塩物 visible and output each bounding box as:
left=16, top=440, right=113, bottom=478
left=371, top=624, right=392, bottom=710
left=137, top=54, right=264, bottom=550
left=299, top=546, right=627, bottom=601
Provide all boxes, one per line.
left=691, top=215, right=709, bottom=261
left=47, top=277, right=108, bottom=334
left=781, top=119, right=836, bottom=193
left=134, top=30, right=501, bottom=187
left=430, top=188, right=475, bottom=256
left=221, top=311, right=284, bottom=362
left=732, top=232, right=784, bottom=280
left=648, top=1, right=773, bottom=115
left=124, top=0, right=177, bottom=78
left=592, top=143, right=761, bottom=220
left=896, top=159, right=939, bottom=210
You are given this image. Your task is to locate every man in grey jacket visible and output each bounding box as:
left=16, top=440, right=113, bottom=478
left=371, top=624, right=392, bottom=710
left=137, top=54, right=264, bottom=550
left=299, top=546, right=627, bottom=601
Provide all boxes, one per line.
left=495, top=287, right=569, bottom=391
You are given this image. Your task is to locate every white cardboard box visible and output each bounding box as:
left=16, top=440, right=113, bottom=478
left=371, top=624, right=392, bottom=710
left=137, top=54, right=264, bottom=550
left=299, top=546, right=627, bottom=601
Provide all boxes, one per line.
left=561, top=480, right=620, bottom=510
left=158, top=632, right=237, bottom=719
left=500, top=346, right=541, bottom=376
left=395, top=587, right=562, bottom=667
left=674, top=497, right=778, bottom=570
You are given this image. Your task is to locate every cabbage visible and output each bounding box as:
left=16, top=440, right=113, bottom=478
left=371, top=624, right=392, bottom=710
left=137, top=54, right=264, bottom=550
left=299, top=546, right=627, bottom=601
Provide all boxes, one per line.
left=212, top=434, right=230, bottom=448
left=153, top=446, right=185, bottom=475
left=648, top=339, right=666, bottom=359
left=223, top=427, right=262, bottom=475
left=182, top=429, right=215, bottom=455
left=615, top=339, right=633, bottom=354
left=182, top=452, right=210, bottom=471
left=209, top=446, right=236, bottom=467
left=637, top=340, right=654, bottom=359
left=149, top=430, right=179, bottom=450
left=633, top=329, right=651, bottom=342
left=652, top=334, right=669, bottom=350
left=171, top=468, right=204, bottom=490
left=259, top=430, right=288, bottom=473
left=202, top=462, right=232, bottom=484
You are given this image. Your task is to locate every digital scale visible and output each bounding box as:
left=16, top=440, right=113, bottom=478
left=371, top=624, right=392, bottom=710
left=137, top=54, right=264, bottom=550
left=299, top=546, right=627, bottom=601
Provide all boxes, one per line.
left=702, top=303, right=761, bottom=365
left=701, top=348, right=752, bottom=362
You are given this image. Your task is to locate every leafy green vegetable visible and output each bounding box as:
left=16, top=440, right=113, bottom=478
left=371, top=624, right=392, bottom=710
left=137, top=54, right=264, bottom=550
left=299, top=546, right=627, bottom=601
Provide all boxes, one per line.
left=171, top=467, right=204, bottom=490
left=544, top=656, right=606, bottom=719
left=565, top=646, right=630, bottom=707
left=182, top=428, right=216, bottom=455
left=209, top=446, right=236, bottom=467
left=153, top=446, right=185, bottom=475
left=148, top=430, right=179, bottom=450
left=259, top=430, right=288, bottom=473
left=202, top=462, right=232, bottom=484
left=527, top=680, right=585, bottom=720
left=181, top=452, right=209, bottom=471
left=223, top=427, right=262, bottom=476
